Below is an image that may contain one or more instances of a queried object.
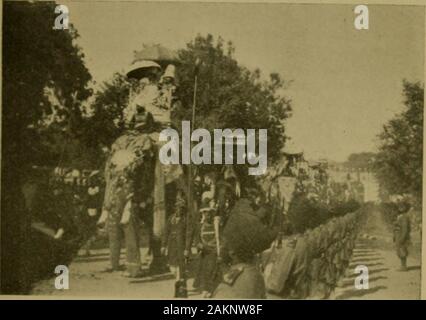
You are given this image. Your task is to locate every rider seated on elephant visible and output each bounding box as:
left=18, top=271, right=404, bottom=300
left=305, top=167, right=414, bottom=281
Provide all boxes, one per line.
left=211, top=193, right=277, bottom=299
left=125, top=60, right=181, bottom=131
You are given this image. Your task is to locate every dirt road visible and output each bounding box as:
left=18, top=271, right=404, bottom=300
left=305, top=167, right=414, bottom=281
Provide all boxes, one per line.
left=32, top=207, right=421, bottom=299
left=31, top=248, right=201, bottom=299
left=330, top=208, right=421, bottom=299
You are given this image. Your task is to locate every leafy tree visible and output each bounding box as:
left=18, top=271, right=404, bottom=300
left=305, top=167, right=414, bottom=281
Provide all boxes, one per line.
left=374, top=81, right=423, bottom=203
left=2, top=1, right=92, bottom=293
left=177, top=35, right=292, bottom=163
left=88, top=35, right=292, bottom=166
left=3, top=1, right=92, bottom=170
left=344, top=152, right=376, bottom=170
left=86, top=73, right=133, bottom=148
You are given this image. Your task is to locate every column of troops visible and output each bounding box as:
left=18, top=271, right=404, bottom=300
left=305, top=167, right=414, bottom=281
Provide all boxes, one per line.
left=156, top=166, right=367, bottom=299
left=25, top=160, right=366, bottom=299
left=263, top=209, right=366, bottom=299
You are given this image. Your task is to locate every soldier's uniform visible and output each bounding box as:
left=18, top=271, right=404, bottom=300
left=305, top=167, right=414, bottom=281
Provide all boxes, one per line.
left=316, top=224, right=332, bottom=299
left=325, top=219, right=340, bottom=294
left=212, top=263, right=266, bottom=299
left=264, top=237, right=296, bottom=295
left=215, top=178, right=237, bottom=223
left=193, top=198, right=220, bottom=296
left=393, top=202, right=411, bottom=271
left=336, top=216, right=349, bottom=278
left=163, top=191, right=186, bottom=271
left=306, top=227, right=321, bottom=298
left=342, top=215, right=353, bottom=274
left=162, top=189, right=188, bottom=297
left=289, top=232, right=310, bottom=298
left=346, top=213, right=357, bottom=258
left=212, top=197, right=276, bottom=299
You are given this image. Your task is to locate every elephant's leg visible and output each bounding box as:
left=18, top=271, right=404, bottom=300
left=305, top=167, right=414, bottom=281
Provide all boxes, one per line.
left=108, top=219, right=122, bottom=270
left=123, top=214, right=142, bottom=277
left=149, top=233, right=168, bottom=275
left=150, top=181, right=177, bottom=274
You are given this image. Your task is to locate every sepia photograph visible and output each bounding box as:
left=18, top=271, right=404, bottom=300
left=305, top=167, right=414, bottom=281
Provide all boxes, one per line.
left=1, top=0, right=424, bottom=301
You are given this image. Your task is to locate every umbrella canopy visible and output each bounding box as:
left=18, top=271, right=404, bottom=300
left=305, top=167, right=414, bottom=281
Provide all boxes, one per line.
left=133, top=44, right=179, bottom=68
left=126, top=60, right=162, bottom=80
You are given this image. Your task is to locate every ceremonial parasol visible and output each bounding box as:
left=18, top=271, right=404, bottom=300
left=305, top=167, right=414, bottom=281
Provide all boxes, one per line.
left=132, top=44, right=180, bottom=68
left=126, top=60, right=162, bottom=80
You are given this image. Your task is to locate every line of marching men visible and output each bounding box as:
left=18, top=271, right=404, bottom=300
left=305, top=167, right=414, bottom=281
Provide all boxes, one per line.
left=26, top=164, right=367, bottom=299
left=85, top=158, right=366, bottom=299
left=263, top=208, right=366, bottom=299
left=152, top=167, right=367, bottom=299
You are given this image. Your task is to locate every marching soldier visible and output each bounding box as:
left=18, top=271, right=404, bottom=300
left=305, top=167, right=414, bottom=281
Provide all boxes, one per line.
left=215, top=165, right=240, bottom=224
left=306, top=227, right=322, bottom=298
left=326, top=219, right=339, bottom=291
left=263, top=235, right=296, bottom=296
left=393, top=200, right=411, bottom=271
left=162, top=188, right=188, bottom=297
left=316, top=224, right=332, bottom=299
left=212, top=196, right=276, bottom=299
left=289, top=231, right=311, bottom=298
left=193, top=193, right=221, bottom=298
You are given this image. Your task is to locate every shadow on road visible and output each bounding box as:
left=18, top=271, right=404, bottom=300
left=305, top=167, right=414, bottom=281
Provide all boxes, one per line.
left=335, top=285, right=387, bottom=299
left=338, top=275, right=388, bottom=289
left=352, top=252, right=383, bottom=258
left=346, top=267, right=389, bottom=279
left=129, top=273, right=175, bottom=284
left=349, top=262, right=384, bottom=269
left=74, top=256, right=111, bottom=263
left=350, top=257, right=384, bottom=263
left=406, top=265, right=421, bottom=271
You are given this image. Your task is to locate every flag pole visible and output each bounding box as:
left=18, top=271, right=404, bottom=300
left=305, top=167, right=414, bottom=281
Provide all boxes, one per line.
left=188, top=73, right=197, bottom=216
left=192, top=74, right=197, bottom=126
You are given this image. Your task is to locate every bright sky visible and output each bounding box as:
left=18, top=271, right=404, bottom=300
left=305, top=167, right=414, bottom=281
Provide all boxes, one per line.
left=64, top=1, right=424, bottom=162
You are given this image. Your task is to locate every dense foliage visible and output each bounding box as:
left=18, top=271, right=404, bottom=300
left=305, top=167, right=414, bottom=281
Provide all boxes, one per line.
left=344, top=152, right=376, bottom=171
left=2, top=1, right=92, bottom=293
left=3, top=1, right=93, bottom=170
left=88, top=35, right=292, bottom=165
left=288, top=195, right=360, bottom=234
left=374, top=81, right=423, bottom=203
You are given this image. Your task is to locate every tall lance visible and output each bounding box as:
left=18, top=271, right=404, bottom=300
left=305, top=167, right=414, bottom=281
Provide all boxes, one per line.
left=186, top=59, right=220, bottom=259
left=186, top=58, right=201, bottom=262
